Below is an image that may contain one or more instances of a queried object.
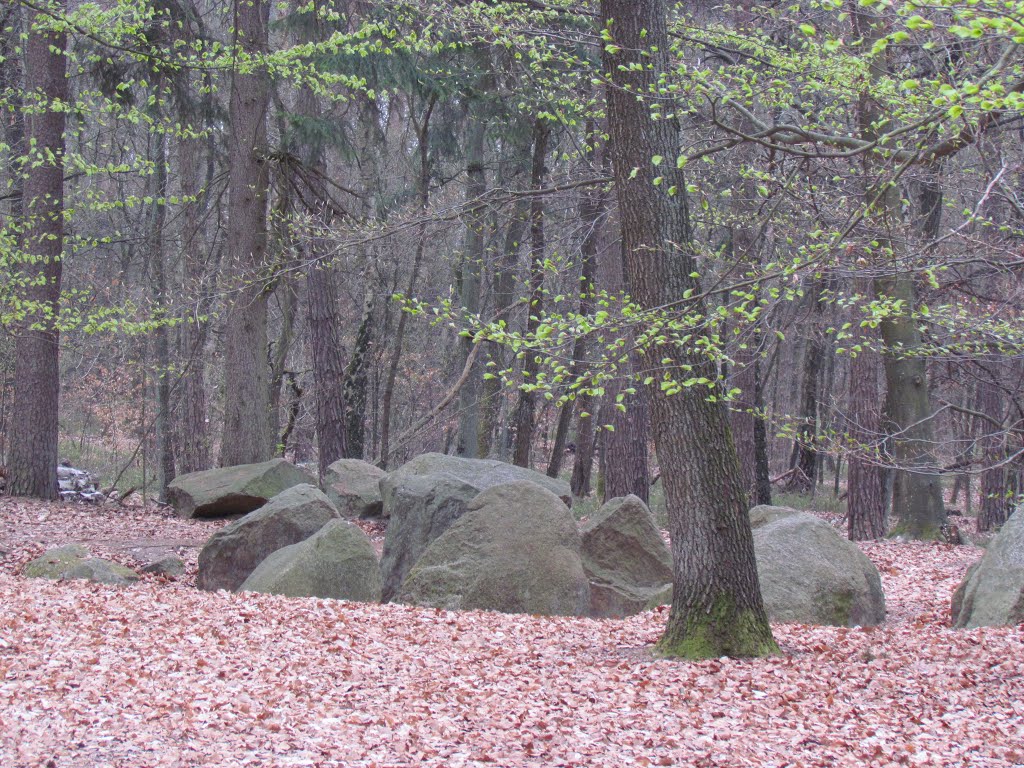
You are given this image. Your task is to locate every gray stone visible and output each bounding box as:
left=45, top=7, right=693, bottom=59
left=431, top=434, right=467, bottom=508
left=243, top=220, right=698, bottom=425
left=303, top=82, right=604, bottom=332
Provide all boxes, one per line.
left=196, top=484, right=339, bottom=592
left=62, top=558, right=140, bottom=586
left=23, top=544, right=90, bottom=579
left=166, top=459, right=316, bottom=519
left=379, top=453, right=571, bottom=602
left=141, top=555, right=185, bottom=577
left=581, top=494, right=673, bottom=618
left=395, top=481, right=590, bottom=617
left=382, top=453, right=572, bottom=511
left=952, top=509, right=1024, bottom=628
left=749, top=504, right=803, bottom=529
left=239, top=519, right=382, bottom=601
left=322, top=459, right=386, bottom=518
left=379, top=473, right=481, bottom=602
left=24, top=545, right=138, bottom=586
left=752, top=507, right=886, bottom=627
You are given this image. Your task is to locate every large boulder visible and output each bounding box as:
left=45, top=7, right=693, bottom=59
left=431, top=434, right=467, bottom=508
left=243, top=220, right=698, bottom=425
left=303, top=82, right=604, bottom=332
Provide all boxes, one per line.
left=239, top=519, right=382, bottom=601
left=378, top=473, right=481, bottom=602
left=581, top=495, right=673, bottom=618
left=952, top=509, right=1024, bottom=628
left=322, top=459, right=386, bottom=518
left=196, top=484, right=339, bottom=592
left=166, top=459, right=316, bottom=519
left=750, top=506, right=886, bottom=627
left=395, top=481, right=590, bottom=617
left=379, top=453, right=571, bottom=601
left=24, top=545, right=139, bottom=586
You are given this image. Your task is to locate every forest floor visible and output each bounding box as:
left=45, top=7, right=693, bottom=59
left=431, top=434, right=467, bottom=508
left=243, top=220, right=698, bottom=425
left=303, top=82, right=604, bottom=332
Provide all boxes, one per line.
left=0, top=498, right=1022, bottom=768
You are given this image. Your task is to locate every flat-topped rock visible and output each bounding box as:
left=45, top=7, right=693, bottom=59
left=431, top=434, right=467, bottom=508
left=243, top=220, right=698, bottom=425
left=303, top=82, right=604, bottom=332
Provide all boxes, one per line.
left=167, top=459, right=316, bottom=519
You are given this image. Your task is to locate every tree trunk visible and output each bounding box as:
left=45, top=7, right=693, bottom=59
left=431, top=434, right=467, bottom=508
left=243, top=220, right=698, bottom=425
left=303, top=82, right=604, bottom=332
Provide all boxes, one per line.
left=600, top=375, right=650, bottom=503
left=176, top=129, right=211, bottom=474
left=602, top=0, right=776, bottom=658
left=846, top=282, right=886, bottom=540
left=787, top=278, right=827, bottom=492
left=512, top=118, right=550, bottom=467
left=7, top=6, right=67, bottom=499
left=344, top=283, right=375, bottom=459
left=148, top=115, right=175, bottom=499
left=568, top=123, right=607, bottom=496
left=853, top=3, right=945, bottom=538
left=977, top=375, right=1012, bottom=532
left=456, top=46, right=493, bottom=459
left=220, top=0, right=273, bottom=466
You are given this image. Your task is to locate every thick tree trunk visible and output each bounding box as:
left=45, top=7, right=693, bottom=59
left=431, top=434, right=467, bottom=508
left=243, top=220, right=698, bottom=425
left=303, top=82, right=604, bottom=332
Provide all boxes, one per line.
left=600, top=376, right=650, bottom=503
left=846, top=283, right=887, bottom=540
left=602, top=0, right=776, bottom=658
left=306, top=259, right=348, bottom=472
left=876, top=273, right=945, bottom=538
left=481, top=126, right=532, bottom=459
left=344, top=284, right=375, bottom=459
left=220, top=0, right=273, bottom=466
left=512, top=118, right=550, bottom=467
left=289, top=9, right=349, bottom=477
left=8, top=7, right=67, bottom=499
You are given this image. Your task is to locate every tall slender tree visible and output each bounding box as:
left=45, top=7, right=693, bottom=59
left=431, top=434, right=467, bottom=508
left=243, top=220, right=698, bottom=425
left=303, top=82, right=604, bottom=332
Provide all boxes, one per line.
left=219, top=0, right=274, bottom=466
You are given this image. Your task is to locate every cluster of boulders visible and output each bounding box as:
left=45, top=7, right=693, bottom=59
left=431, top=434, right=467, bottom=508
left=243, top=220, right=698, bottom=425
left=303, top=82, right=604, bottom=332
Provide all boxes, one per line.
left=161, top=453, right=895, bottom=625
left=22, top=450, right=1024, bottom=629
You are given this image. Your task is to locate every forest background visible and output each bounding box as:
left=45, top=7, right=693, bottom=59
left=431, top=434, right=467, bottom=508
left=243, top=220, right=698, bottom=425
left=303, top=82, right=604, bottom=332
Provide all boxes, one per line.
left=1, top=0, right=1022, bottom=616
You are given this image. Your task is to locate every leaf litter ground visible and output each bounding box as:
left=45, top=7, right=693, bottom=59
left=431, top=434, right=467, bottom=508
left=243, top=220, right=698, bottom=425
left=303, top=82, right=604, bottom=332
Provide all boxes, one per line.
left=1, top=498, right=1022, bottom=768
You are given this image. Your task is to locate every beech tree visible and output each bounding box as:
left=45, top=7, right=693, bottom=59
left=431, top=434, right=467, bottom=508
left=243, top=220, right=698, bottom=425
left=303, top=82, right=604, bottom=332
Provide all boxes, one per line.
left=601, top=0, right=777, bottom=658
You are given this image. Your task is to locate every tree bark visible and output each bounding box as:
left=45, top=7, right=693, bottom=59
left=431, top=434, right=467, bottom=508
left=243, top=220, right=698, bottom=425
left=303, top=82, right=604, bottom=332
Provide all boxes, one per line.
left=602, top=0, right=776, bottom=658
left=148, top=113, right=175, bottom=499
left=976, top=375, right=1012, bottom=532
left=220, top=0, right=273, bottom=467
left=787, top=278, right=827, bottom=492
left=344, top=281, right=375, bottom=459
left=176, top=128, right=212, bottom=474
left=8, top=6, right=67, bottom=499
left=600, top=374, right=650, bottom=503
left=846, top=282, right=887, bottom=540
left=568, top=123, right=607, bottom=496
